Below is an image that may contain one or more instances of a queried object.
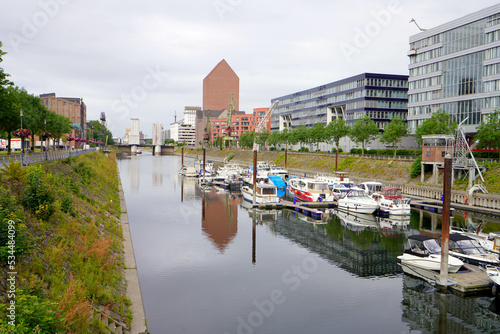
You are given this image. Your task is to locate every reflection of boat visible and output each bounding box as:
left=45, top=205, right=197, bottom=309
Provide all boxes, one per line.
left=337, top=189, right=379, bottom=214
left=371, top=187, right=411, bottom=216
left=448, top=233, right=500, bottom=267
left=336, top=210, right=378, bottom=231
left=377, top=216, right=411, bottom=236
left=241, top=182, right=280, bottom=204
left=288, top=178, right=334, bottom=202
left=397, top=235, right=463, bottom=273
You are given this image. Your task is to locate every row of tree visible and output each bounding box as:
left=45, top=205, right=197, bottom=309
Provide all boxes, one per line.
left=238, top=109, right=500, bottom=159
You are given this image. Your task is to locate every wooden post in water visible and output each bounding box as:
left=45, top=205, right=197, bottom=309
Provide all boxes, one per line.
left=439, top=154, right=452, bottom=287
left=253, top=150, right=257, bottom=205
left=203, top=148, right=206, bottom=183
left=181, top=147, right=184, bottom=167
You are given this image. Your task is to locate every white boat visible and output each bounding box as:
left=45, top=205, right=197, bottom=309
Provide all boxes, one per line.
left=448, top=233, right=500, bottom=267
left=288, top=178, right=334, bottom=202
left=486, top=266, right=500, bottom=294
left=316, top=171, right=351, bottom=188
left=331, top=184, right=351, bottom=201
left=371, top=187, right=411, bottom=216
left=357, top=181, right=385, bottom=195
left=179, top=166, right=198, bottom=177
left=336, top=189, right=379, bottom=214
left=450, top=228, right=500, bottom=255
left=397, top=235, right=464, bottom=273
left=241, top=182, right=280, bottom=204
left=193, top=160, right=216, bottom=176
left=267, top=165, right=288, bottom=179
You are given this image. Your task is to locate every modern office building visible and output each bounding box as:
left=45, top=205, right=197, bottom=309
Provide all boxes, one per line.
left=270, top=73, right=408, bottom=131
left=407, top=4, right=500, bottom=136
left=203, top=59, right=239, bottom=111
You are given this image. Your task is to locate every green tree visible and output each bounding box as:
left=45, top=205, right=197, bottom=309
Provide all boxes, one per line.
left=475, top=109, right=500, bottom=159
left=255, top=129, right=269, bottom=148
left=0, top=41, right=12, bottom=87
left=47, top=112, right=72, bottom=149
left=309, top=122, right=327, bottom=151
left=380, top=116, right=409, bottom=157
left=349, top=115, right=380, bottom=154
left=12, top=87, right=48, bottom=150
left=292, top=125, right=309, bottom=149
left=87, top=120, right=113, bottom=145
left=414, top=110, right=457, bottom=146
left=238, top=131, right=254, bottom=148
left=0, top=86, right=20, bottom=155
left=266, top=130, right=281, bottom=149
left=325, top=118, right=349, bottom=171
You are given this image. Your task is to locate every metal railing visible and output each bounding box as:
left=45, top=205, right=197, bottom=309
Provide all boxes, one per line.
left=0, top=148, right=98, bottom=166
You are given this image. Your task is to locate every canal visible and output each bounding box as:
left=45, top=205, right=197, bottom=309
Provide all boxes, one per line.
left=117, top=153, right=500, bottom=334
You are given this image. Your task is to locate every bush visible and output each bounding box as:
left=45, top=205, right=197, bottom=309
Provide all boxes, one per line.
left=298, top=147, right=309, bottom=152
left=350, top=148, right=361, bottom=154
left=22, top=165, right=55, bottom=220
left=410, top=156, right=422, bottom=178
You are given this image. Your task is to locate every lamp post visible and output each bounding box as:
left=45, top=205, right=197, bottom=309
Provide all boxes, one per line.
left=44, top=119, right=48, bottom=161
left=20, top=109, right=23, bottom=166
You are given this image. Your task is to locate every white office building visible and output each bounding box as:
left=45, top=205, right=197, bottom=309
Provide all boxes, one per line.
left=407, top=4, right=500, bottom=136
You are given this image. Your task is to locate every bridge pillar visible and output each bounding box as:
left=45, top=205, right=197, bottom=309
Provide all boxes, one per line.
left=154, top=145, right=161, bottom=156
left=131, top=145, right=138, bottom=154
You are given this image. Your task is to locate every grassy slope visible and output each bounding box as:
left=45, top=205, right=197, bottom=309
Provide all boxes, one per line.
left=0, top=151, right=129, bottom=333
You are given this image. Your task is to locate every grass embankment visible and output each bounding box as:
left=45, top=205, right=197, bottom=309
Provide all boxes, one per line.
left=0, top=151, right=129, bottom=333
left=181, top=147, right=500, bottom=193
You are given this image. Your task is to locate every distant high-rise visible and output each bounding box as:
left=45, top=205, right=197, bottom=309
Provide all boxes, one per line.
left=203, top=59, right=239, bottom=111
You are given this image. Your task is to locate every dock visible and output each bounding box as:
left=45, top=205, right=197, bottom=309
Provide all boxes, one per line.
left=255, top=200, right=337, bottom=220
left=440, top=264, right=493, bottom=294
left=410, top=200, right=454, bottom=215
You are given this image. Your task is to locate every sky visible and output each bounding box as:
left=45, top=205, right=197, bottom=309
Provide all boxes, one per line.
left=1, top=0, right=499, bottom=137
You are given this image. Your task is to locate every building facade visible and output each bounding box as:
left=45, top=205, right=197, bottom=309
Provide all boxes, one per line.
left=183, top=106, right=200, bottom=126
left=39, top=93, right=87, bottom=147
left=407, top=4, right=500, bottom=135
left=270, top=73, right=408, bottom=131
left=203, top=59, right=240, bottom=111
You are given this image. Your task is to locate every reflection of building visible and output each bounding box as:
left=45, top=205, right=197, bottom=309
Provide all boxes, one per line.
left=268, top=211, right=404, bottom=277
left=39, top=93, right=87, bottom=148
left=201, top=189, right=239, bottom=253
left=407, top=4, right=500, bottom=136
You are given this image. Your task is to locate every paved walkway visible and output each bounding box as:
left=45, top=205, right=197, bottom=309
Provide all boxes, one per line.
left=119, top=179, right=148, bottom=333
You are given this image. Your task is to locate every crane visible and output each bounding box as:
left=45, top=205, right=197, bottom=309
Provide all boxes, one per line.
left=253, top=100, right=279, bottom=151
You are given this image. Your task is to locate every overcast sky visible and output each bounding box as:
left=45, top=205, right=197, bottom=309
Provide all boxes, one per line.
left=1, top=0, right=499, bottom=137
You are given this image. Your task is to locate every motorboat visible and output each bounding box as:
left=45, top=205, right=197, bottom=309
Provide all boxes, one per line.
left=357, top=181, right=385, bottom=195
left=447, top=233, right=500, bottom=267
left=450, top=227, right=500, bottom=255
left=288, top=177, right=334, bottom=202
left=213, top=172, right=243, bottom=190
left=267, top=165, right=288, bottom=180
left=331, top=184, right=351, bottom=201
left=241, top=182, right=280, bottom=204
left=371, top=187, right=411, bottom=216
left=179, top=166, right=198, bottom=177
left=316, top=171, right=351, bottom=189
left=193, top=160, right=216, bottom=176
left=336, top=189, right=379, bottom=214
left=397, top=235, right=464, bottom=273
left=486, top=266, right=500, bottom=295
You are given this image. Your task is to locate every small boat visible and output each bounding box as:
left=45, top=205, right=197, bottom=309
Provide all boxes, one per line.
left=288, top=178, right=334, bottom=202
left=267, top=165, right=288, bottom=180
left=316, top=171, right=351, bottom=189
left=213, top=173, right=243, bottom=190
left=371, top=187, right=411, bottom=216
left=451, top=228, right=500, bottom=255
left=357, top=181, right=385, bottom=195
left=241, top=182, right=280, bottom=204
left=448, top=233, right=500, bottom=267
left=193, top=160, right=216, bottom=176
left=486, top=266, right=500, bottom=295
left=179, top=166, right=198, bottom=177
left=397, top=235, right=464, bottom=273
left=331, top=184, right=351, bottom=201
left=336, top=189, right=379, bottom=214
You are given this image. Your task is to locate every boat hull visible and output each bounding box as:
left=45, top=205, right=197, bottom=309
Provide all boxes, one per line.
left=397, top=254, right=463, bottom=273
left=241, top=188, right=280, bottom=204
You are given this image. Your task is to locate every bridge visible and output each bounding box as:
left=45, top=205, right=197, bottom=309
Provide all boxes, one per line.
left=118, top=118, right=175, bottom=155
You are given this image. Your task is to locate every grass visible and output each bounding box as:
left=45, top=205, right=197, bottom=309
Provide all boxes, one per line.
left=0, top=150, right=128, bottom=333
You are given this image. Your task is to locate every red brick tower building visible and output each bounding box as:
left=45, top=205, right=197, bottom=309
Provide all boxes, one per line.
left=203, top=59, right=239, bottom=111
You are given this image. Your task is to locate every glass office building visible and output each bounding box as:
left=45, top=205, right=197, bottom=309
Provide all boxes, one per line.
left=270, top=73, right=408, bottom=131
left=407, top=4, right=500, bottom=135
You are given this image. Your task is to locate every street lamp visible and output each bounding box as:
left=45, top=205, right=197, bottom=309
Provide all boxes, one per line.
left=44, top=119, right=48, bottom=161
left=20, top=109, right=23, bottom=166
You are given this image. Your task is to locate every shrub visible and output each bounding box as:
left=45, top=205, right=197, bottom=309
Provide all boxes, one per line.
left=410, top=156, right=422, bottom=178
left=350, top=148, right=361, bottom=154
left=0, top=187, right=30, bottom=263
left=0, top=160, right=27, bottom=182
left=22, top=165, right=55, bottom=220
left=298, top=147, right=309, bottom=152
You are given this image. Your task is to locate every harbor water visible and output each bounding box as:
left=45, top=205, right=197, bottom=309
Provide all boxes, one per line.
left=117, top=153, right=500, bottom=334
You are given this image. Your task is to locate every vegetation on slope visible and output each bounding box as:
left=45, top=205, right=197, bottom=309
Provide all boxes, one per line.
left=0, top=151, right=129, bottom=333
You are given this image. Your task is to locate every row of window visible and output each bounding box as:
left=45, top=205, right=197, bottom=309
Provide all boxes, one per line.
left=410, top=48, right=442, bottom=65
left=484, top=62, right=500, bottom=76
left=486, top=13, right=500, bottom=27
left=280, top=79, right=408, bottom=105
left=408, top=98, right=495, bottom=124
left=408, top=90, right=441, bottom=103
left=410, top=34, right=441, bottom=51
left=409, top=76, right=441, bottom=90
left=409, top=62, right=441, bottom=77
left=408, top=105, right=441, bottom=116
left=484, top=78, right=500, bottom=92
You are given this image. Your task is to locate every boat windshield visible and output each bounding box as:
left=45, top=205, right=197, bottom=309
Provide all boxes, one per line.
left=308, top=183, right=329, bottom=191
left=261, top=187, right=277, bottom=195
left=452, top=239, right=487, bottom=255
left=423, top=239, right=441, bottom=254
left=346, top=190, right=368, bottom=198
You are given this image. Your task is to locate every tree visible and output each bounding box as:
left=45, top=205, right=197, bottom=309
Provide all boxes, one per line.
left=238, top=131, right=254, bottom=148
left=349, top=115, right=380, bottom=154
left=87, top=120, right=113, bottom=145
left=414, top=110, right=457, bottom=146
left=254, top=129, right=269, bottom=148
left=475, top=109, right=500, bottom=159
left=292, top=125, right=309, bottom=149
left=47, top=112, right=72, bottom=149
left=309, top=123, right=327, bottom=151
left=325, top=118, right=349, bottom=171
left=0, top=41, right=12, bottom=88
left=380, top=116, right=409, bottom=157
left=0, top=86, right=20, bottom=154
left=12, top=87, right=48, bottom=150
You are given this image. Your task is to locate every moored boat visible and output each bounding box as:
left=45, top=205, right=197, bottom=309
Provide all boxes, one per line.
left=241, top=182, right=280, bottom=204
left=448, top=233, right=500, bottom=267
left=288, top=178, right=334, bottom=202
left=397, top=235, right=464, bottom=273
left=336, top=189, right=379, bottom=214
left=357, top=181, right=385, bottom=195
left=371, top=187, right=411, bottom=216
